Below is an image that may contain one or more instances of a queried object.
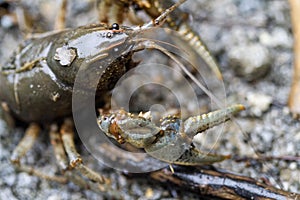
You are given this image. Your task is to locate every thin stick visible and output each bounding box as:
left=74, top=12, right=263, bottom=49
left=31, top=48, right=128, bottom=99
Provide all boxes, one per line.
left=149, top=165, right=300, bottom=200
left=288, top=0, right=300, bottom=118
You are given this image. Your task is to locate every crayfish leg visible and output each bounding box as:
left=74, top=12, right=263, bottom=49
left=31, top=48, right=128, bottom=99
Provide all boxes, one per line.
left=59, top=118, right=125, bottom=197
left=13, top=0, right=67, bottom=39
left=1, top=102, right=15, bottom=127
left=96, top=0, right=126, bottom=24
left=54, top=0, right=67, bottom=30
left=49, top=124, right=69, bottom=171
left=14, top=3, right=35, bottom=36
left=50, top=124, right=102, bottom=191
left=10, top=123, right=67, bottom=183
left=59, top=118, right=107, bottom=184
left=51, top=120, right=125, bottom=196
left=11, top=123, right=40, bottom=164
left=96, top=0, right=110, bottom=24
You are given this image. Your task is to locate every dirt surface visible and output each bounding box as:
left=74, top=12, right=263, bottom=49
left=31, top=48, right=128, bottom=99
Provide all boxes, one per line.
left=0, top=0, right=299, bottom=199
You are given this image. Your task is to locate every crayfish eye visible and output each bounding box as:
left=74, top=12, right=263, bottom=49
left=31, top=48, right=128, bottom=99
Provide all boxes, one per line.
left=106, top=32, right=113, bottom=38
left=110, top=23, right=119, bottom=30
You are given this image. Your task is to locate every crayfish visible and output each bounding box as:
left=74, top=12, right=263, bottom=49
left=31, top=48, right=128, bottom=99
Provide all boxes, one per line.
left=0, top=0, right=244, bottom=196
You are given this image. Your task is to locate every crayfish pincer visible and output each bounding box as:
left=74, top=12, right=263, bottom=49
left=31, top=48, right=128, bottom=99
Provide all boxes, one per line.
left=0, top=0, right=244, bottom=196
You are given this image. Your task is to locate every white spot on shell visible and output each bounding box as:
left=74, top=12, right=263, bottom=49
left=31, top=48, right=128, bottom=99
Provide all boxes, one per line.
left=54, top=46, right=77, bottom=66
left=51, top=92, right=60, bottom=102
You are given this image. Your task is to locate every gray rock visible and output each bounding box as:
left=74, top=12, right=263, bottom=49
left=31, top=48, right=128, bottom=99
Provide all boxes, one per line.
left=259, top=27, right=293, bottom=48
left=228, top=43, right=271, bottom=81
left=246, top=92, right=273, bottom=116
left=1, top=15, right=16, bottom=29
left=2, top=172, right=16, bottom=187
left=16, top=172, right=39, bottom=188
left=221, top=26, right=249, bottom=47
left=0, top=188, right=18, bottom=200
left=238, top=0, right=264, bottom=13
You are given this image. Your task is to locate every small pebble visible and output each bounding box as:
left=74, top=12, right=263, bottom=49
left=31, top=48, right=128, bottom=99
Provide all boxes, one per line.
left=289, top=162, right=297, bottom=170
left=1, top=15, right=16, bottom=29
left=228, top=44, right=271, bottom=81
left=259, top=28, right=292, bottom=48
left=145, top=188, right=154, bottom=198
left=0, top=188, right=18, bottom=200
left=16, top=172, right=38, bottom=188
left=47, top=194, right=61, bottom=200
left=238, top=0, right=264, bottom=13
left=2, top=173, right=16, bottom=187
left=246, top=92, right=273, bottom=116
left=259, top=130, right=274, bottom=145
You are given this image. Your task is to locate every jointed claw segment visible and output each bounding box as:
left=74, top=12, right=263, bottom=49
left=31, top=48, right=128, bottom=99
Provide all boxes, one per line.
left=98, top=104, right=245, bottom=165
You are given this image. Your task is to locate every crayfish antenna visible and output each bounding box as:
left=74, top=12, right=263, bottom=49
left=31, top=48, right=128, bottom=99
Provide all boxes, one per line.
left=135, top=0, right=187, bottom=30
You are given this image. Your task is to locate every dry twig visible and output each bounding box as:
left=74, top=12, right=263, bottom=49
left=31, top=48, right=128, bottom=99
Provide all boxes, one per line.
left=288, top=0, right=300, bottom=118
left=148, top=165, right=300, bottom=200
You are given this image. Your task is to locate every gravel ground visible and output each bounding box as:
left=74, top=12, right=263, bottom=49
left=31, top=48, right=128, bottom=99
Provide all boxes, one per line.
left=0, top=0, right=299, bottom=199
